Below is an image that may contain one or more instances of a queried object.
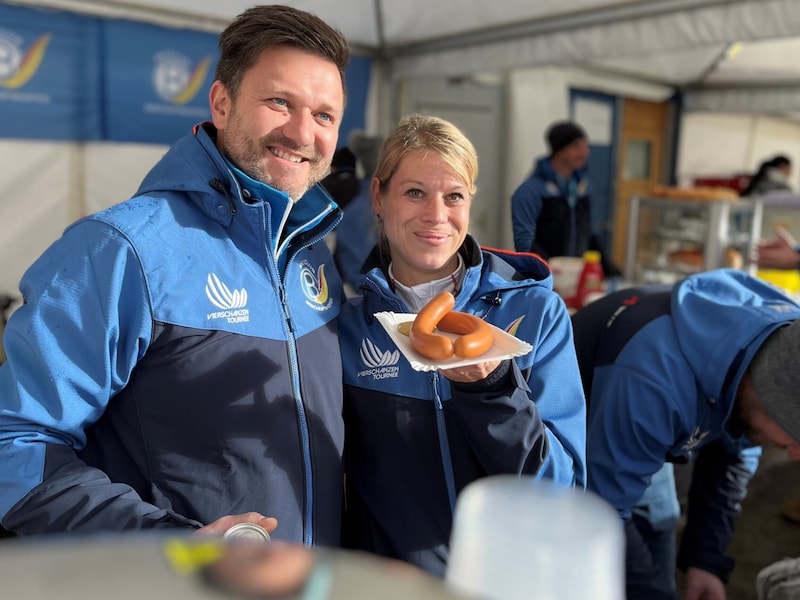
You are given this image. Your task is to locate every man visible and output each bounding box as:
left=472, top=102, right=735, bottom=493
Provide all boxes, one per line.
left=572, top=269, right=800, bottom=600
left=0, top=5, right=349, bottom=544
left=510, top=119, right=619, bottom=276
left=755, top=226, right=800, bottom=525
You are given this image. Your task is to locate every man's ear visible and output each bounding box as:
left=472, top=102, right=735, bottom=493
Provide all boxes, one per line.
left=209, top=81, right=230, bottom=129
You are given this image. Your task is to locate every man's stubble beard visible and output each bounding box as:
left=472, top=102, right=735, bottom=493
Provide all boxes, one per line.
left=219, top=114, right=329, bottom=201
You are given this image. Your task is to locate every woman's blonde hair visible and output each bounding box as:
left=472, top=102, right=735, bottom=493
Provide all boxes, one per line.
left=373, top=114, right=478, bottom=196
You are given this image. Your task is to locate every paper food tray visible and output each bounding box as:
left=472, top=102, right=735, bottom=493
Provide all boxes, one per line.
left=374, top=311, right=533, bottom=372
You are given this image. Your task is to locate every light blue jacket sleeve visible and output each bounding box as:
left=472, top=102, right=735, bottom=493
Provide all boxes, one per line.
left=0, top=220, right=190, bottom=530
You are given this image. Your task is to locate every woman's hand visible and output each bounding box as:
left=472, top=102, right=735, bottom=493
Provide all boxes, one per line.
left=440, top=359, right=501, bottom=384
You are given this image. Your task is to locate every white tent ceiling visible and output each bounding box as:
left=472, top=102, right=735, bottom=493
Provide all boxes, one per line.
left=8, top=0, right=800, bottom=117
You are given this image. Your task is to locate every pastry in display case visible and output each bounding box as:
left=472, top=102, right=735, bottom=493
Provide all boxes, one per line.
left=624, top=190, right=762, bottom=285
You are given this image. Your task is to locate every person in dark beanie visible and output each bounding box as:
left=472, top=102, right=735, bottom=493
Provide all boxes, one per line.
left=571, top=268, right=800, bottom=600
left=510, top=119, right=620, bottom=276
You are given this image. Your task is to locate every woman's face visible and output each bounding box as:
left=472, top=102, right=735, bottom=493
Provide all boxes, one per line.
left=372, top=150, right=471, bottom=286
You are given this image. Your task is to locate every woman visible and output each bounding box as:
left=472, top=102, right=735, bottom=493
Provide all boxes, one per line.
left=338, top=114, right=587, bottom=577
left=741, top=155, right=792, bottom=197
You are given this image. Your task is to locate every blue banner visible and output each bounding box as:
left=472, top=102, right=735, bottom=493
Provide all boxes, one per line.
left=0, top=4, right=102, bottom=140
left=0, top=3, right=372, bottom=147
left=103, top=19, right=217, bottom=144
left=340, top=55, right=372, bottom=147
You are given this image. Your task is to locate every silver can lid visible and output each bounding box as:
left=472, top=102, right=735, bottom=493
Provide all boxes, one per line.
left=223, top=522, right=271, bottom=543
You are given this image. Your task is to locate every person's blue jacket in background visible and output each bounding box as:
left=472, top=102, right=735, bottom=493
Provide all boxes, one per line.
left=572, top=269, right=800, bottom=588
left=511, top=157, right=620, bottom=277
left=511, top=156, right=592, bottom=259
left=339, top=235, right=587, bottom=576
left=334, top=178, right=376, bottom=292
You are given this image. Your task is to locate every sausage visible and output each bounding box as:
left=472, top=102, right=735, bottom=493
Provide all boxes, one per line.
left=409, top=291, right=456, bottom=360
left=436, top=311, right=495, bottom=358
left=408, top=292, right=495, bottom=360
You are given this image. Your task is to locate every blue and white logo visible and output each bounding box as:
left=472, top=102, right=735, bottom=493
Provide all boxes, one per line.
left=358, top=338, right=400, bottom=381
left=206, top=273, right=249, bottom=324
left=360, top=338, right=399, bottom=368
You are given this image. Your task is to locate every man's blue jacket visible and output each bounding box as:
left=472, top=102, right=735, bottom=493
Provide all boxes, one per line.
left=0, top=123, right=345, bottom=545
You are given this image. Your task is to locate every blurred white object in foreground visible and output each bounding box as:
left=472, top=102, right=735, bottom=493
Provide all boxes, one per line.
left=446, top=475, right=624, bottom=600
left=757, top=556, right=800, bottom=600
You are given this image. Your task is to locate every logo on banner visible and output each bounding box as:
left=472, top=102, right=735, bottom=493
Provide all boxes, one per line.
left=0, top=30, right=51, bottom=90
left=152, top=50, right=211, bottom=106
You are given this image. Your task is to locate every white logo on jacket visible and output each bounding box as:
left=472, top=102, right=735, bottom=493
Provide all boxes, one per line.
left=206, top=273, right=250, bottom=323
left=682, top=426, right=710, bottom=452
left=358, top=339, right=400, bottom=380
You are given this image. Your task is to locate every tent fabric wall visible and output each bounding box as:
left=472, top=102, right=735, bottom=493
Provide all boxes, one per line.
left=685, top=87, right=800, bottom=122
left=0, top=142, right=74, bottom=293
left=676, top=113, right=800, bottom=190
left=0, top=140, right=168, bottom=295
left=391, top=0, right=800, bottom=83
left=83, top=143, right=168, bottom=214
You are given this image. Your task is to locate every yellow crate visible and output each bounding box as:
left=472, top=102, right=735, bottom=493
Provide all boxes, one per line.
left=756, top=269, right=800, bottom=295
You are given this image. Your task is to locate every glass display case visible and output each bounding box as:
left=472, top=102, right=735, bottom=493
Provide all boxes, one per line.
left=624, top=195, right=763, bottom=285
left=760, top=193, right=800, bottom=241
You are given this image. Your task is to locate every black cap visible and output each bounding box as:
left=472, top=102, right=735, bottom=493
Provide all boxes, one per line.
left=546, top=121, right=588, bottom=156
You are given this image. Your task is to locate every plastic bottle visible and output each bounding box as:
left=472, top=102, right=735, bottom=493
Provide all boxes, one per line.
left=446, top=475, right=624, bottom=600
left=576, top=250, right=605, bottom=308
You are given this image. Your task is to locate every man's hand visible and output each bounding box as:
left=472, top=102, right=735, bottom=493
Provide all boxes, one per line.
left=194, top=512, right=278, bottom=537
left=683, top=567, right=726, bottom=600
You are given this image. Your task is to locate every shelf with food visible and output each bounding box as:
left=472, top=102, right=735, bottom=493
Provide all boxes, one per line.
left=638, top=269, right=688, bottom=286
left=640, top=261, right=701, bottom=276
left=625, top=194, right=762, bottom=284
left=653, top=228, right=706, bottom=244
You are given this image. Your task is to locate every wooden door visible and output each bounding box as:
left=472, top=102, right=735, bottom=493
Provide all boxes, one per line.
left=611, top=99, right=668, bottom=266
